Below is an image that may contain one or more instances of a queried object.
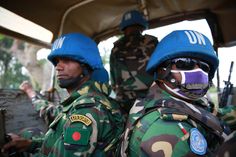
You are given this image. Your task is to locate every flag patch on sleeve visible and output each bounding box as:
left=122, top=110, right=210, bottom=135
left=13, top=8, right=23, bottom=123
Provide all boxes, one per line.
left=64, top=127, right=90, bottom=145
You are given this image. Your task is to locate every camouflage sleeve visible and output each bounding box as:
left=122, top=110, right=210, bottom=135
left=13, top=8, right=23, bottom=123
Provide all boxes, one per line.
left=110, top=48, right=116, bottom=90
left=27, top=136, right=45, bottom=153
left=60, top=104, right=114, bottom=156
left=145, top=34, right=158, bottom=48
left=129, top=116, right=197, bottom=156
left=32, top=98, right=62, bottom=126
left=218, top=105, right=236, bottom=131
left=19, top=127, right=45, bottom=153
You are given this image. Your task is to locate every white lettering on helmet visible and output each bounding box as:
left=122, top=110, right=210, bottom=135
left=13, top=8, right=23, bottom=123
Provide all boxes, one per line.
left=125, top=13, right=132, bottom=20
left=184, top=30, right=206, bottom=45
left=52, top=36, right=66, bottom=51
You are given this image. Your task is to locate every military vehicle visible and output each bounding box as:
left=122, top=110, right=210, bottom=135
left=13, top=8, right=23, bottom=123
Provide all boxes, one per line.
left=0, top=0, right=235, bottom=155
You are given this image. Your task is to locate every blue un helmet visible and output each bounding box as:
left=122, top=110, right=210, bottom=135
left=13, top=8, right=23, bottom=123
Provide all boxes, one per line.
left=119, top=10, right=148, bottom=31
left=48, top=33, right=109, bottom=83
left=146, top=30, right=219, bottom=80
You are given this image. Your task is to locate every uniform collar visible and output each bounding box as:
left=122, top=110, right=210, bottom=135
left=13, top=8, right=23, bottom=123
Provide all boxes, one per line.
left=144, top=83, right=209, bottom=110
left=61, top=80, right=111, bottom=107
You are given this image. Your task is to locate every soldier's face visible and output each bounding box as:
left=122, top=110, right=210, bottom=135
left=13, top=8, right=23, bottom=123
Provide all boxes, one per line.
left=55, top=57, right=82, bottom=81
left=157, top=58, right=210, bottom=87
left=123, top=25, right=144, bottom=36
left=158, top=58, right=210, bottom=100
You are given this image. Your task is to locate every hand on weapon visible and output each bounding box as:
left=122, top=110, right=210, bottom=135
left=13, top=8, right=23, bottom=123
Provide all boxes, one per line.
left=1, top=133, right=32, bottom=154
left=1, top=109, right=23, bottom=157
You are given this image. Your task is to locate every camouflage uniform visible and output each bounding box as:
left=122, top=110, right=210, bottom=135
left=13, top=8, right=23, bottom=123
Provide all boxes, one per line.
left=110, top=33, right=158, bottom=112
left=16, top=93, right=61, bottom=157
left=19, top=127, right=45, bottom=157
left=214, top=106, right=236, bottom=157
left=31, top=95, right=62, bottom=127
left=218, top=105, right=236, bottom=131
left=28, top=80, right=124, bottom=157
left=121, top=84, right=224, bottom=157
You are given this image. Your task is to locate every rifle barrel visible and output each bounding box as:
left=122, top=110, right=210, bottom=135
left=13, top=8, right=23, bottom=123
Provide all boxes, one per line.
left=228, top=61, right=234, bottom=82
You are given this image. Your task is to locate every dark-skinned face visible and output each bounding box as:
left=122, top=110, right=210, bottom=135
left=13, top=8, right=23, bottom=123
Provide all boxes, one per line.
left=55, top=57, right=84, bottom=92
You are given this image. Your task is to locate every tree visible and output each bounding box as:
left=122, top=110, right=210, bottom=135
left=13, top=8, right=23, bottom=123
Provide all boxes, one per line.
left=0, top=34, right=53, bottom=90
left=0, top=36, right=29, bottom=88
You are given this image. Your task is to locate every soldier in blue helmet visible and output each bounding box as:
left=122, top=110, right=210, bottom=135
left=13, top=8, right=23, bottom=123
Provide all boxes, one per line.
left=3, top=33, right=125, bottom=157
left=120, top=30, right=225, bottom=156
left=110, top=10, right=158, bottom=114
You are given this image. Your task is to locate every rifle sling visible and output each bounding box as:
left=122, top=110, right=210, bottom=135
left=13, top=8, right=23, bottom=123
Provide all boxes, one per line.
left=145, top=99, right=223, bottom=138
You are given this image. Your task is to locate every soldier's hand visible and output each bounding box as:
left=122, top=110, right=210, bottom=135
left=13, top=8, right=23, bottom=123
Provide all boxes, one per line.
left=19, top=81, right=33, bottom=92
left=19, top=81, right=37, bottom=98
left=1, top=133, right=32, bottom=153
left=218, top=105, right=236, bottom=132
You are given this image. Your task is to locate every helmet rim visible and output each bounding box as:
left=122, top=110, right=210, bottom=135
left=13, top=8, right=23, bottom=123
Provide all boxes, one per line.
left=119, top=10, right=148, bottom=31
left=146, top=30, right=219, bottom=80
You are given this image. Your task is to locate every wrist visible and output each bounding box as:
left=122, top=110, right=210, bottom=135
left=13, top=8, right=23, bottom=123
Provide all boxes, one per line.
left=31, top=96, right=38, bottom=102
left=25, top=90, right=37, bottom=100
left=27, top=139, right=41, bottom=153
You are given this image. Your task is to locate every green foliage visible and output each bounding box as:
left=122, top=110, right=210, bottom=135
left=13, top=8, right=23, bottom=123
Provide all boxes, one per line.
left=0, top=35, right=30, bottom=89
left=101, top=48, right=110, bottom=65
left=38, top=59, right=47, bottom=66
left=0, top=37, right=13, bottom=49
left=0, top=34, right=4, bottom=40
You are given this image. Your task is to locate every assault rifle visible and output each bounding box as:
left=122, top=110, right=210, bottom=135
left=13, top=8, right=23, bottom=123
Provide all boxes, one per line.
left=219, top=61, right=234, bottom=108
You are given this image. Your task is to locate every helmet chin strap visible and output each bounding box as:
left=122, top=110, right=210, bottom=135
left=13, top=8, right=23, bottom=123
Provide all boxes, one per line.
left=164, top=72, right=179, bottom=88
left=163, top=82, right=192, bottom=100
left=156, top=64, right=179, bottom=89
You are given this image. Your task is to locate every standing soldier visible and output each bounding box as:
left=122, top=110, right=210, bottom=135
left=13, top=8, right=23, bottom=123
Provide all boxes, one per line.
left=120, top=30, right=225, bottom=156
left=110, top=10, right=158, bottom=113
left=2, top=33, right=125, bottom=157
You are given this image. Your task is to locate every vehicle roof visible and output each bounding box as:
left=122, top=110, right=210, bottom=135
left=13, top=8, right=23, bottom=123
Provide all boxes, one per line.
left=1, top=0, right=236, bottom=47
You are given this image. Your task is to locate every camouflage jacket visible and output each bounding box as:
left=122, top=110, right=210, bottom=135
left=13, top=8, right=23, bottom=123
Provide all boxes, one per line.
left=110, top=33, right=158, bottom=111
left=214, top=105, right=236, bottom=157
left=217, top=105, right=236, bottom=131
left=120, top=84, right=224, bottom=157
left=32, top=94, right=62, bottom=127
left=30, top=80, right=125, bottom=157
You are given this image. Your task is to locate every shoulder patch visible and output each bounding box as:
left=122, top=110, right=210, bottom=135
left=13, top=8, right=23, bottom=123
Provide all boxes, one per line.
left=190, top=128, right=207, bottom=155
left=69, top=114, right=92, bottom=126
left=64, top=127, right=91, bottom=145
